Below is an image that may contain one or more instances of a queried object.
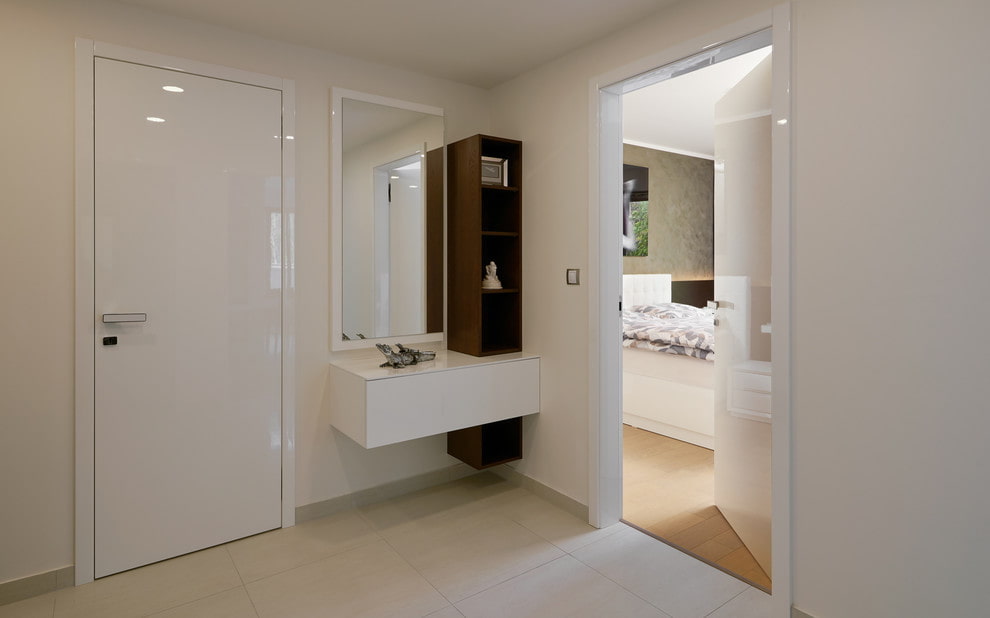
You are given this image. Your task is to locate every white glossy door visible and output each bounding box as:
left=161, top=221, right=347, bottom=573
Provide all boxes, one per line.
left=94, top=58, right=282, bottom=577
left=713, top=53, right=773, bottom=577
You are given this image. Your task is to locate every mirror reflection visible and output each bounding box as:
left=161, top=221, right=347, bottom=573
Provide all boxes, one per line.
left=340, top=98, right=444, bottom=341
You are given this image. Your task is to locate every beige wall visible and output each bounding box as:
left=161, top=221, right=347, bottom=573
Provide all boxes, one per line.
left=0, top=0, right=489, bottom=585
left=6, top=0, right=990, bottom=614
left=622, top=144, right=714, bottom=279
left=490, top=0, right=990, bottom=615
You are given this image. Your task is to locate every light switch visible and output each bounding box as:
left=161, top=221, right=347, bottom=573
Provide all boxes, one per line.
left=566, top=269, right=580, bottom=285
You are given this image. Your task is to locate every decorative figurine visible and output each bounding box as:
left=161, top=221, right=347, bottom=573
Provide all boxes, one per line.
left=482, top=260, right=502, bottom=289
left=376, top=343, right=436, bottom=368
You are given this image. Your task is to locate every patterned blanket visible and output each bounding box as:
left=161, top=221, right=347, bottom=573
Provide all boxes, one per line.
left=622, top=303, right=715, bottom=361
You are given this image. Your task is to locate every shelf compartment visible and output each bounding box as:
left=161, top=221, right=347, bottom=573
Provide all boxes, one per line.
left=481, top=190, right=520, bottom=233
left=480, top=235, right=520, bottom=290
left=481, top=293, right=521, bottom=355
left=447, top=417, right=523, bottom=469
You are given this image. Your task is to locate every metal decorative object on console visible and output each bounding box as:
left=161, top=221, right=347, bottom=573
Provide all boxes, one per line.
left=376, top=343, right=437, bottom=368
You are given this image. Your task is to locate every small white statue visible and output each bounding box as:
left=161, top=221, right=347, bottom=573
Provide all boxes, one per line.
left=482, top=260, right=502, bottom=289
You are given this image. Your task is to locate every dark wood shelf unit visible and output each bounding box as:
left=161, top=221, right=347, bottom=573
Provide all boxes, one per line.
left=447, top=134, right=523, bottom=357
left=481, top=288, right=520, bottom=294
left=447, top=417, right=523, bottom=469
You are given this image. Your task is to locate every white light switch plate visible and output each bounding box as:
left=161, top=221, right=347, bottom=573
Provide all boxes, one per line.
left=566, top=269, right=580, bottom=285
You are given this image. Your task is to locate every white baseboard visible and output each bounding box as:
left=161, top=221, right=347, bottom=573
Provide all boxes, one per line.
left=491, top=465, right=588, bottom=521
left=623, top=413, right=714, bottom=449
left=295, top=463, right=478, bottom=523
left=0, top=566, right=73, bottom=607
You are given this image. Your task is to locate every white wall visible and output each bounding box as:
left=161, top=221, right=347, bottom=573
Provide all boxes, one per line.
left=6, top=0, right=990, bottom=613
left=489, top=0, right=990, bottom=615
left=0, top=0, right=488, bottom=586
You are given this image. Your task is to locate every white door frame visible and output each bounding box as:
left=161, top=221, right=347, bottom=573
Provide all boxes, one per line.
left=74, top=39, right=296, bottom=585
left=586, top=5, right=791, bottom=613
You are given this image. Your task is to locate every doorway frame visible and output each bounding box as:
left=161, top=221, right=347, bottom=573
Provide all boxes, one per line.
left=73, top=39, right=297, bottom=585
left=586, top=4, right=792, bottom=613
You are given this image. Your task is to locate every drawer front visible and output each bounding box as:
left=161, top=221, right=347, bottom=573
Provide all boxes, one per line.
left=734, top=370, right=771, bottom=393
left=731, top=389, right=771, bottom=415
left=365, top=358, right=540, bottom=447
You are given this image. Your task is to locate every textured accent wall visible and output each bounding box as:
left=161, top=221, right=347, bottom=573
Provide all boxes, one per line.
left=622, top=144, right=713, bottom=280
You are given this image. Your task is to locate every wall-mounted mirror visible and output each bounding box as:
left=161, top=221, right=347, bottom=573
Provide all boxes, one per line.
left=331, top=89, right=444, bottom=349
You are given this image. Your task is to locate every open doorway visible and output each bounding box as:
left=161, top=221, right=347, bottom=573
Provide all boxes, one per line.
left=589, top=9, right=792, bottom=611
left=618, top=40, right=773, bottom=591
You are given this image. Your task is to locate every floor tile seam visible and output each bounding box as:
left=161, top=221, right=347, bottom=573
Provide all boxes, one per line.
left=241, top=535, right=399, bottom=593
left=51, top=587, right=62, bottom=618
left=224, top=546, right=248, bottom=587
left=491, top=491, right=624, bottom=554
left=496, top=510, right=579, bottom=554
left=376, top=535, right=455, bottom=608
left=222, top=545, right=264, bottom=618
left=450, top=553, right=575, bottom=613
left=137, top=584, right=248, bottom=618
left=229, top=531, right=385, bottom=585
left=567, top=551, right=675, bottom=617
left=701, top=586, right=750, bottom=617
left=451, top=553, right=577, bottom=614
left=444, top=540, right=567, bottom=605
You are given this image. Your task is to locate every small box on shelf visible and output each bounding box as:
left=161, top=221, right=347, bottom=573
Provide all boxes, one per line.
left=481, top=156, right=508, bottom=186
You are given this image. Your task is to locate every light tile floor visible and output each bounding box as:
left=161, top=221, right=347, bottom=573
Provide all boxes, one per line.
left=0, top=473, right=771, bottom=618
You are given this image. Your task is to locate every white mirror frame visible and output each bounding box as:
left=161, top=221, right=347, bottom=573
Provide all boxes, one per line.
left=331, top=88, right=445, bottom=350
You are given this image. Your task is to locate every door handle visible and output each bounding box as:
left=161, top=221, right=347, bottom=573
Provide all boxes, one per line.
left=102, top=313, right=147, bottom=323
left=707, top=300, right=734, bottom=310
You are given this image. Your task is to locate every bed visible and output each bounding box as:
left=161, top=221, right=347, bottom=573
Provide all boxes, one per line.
left=622, top=274, right=716, bottom=448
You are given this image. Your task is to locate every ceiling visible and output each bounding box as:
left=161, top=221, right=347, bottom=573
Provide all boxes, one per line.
left=110, top=0, right=683, bottom=89
left=622, top=46, right=771, bottom=158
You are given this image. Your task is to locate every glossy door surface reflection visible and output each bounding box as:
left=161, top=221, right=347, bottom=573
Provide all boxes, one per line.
left=94, top=58, right=282, bottom=577
left=713, top=52, right=773, bottom=578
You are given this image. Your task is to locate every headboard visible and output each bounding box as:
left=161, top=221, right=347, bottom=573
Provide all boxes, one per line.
left=671, top=280, right=715, bottom=308
left=622, top=274, right=672, bottom=307
left=622, top=274, right=714, bottom=308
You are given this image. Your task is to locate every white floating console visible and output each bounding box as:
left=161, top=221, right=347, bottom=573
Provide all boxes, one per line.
left=329, top=345, right=540, bottom=449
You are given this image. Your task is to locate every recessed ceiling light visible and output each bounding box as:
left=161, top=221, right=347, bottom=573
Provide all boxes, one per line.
left=146, top=116, right=165, bottom=123
left=162, top=85, right=184, bottom=93
left=390, top=175, right=400, bottom=179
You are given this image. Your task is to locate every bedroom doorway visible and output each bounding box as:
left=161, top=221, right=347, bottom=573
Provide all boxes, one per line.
left=588, top=8, right=791, bottom=609
left=618, top=35, right=772, bottom=590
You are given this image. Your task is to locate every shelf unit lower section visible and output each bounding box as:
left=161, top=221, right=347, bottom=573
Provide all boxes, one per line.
left=447, top=417, right=522, bottom=469
left=328, top=349, right=539, bottom=449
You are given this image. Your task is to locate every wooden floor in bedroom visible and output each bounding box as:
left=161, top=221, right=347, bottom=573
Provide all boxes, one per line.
left=621, top=424, right=772, bottom=591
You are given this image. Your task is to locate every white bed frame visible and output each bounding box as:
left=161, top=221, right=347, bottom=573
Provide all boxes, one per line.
left=622, top=274, right=714, bottom=448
